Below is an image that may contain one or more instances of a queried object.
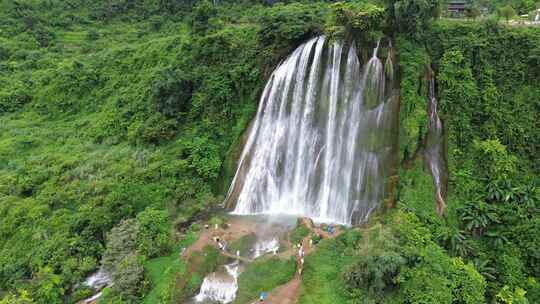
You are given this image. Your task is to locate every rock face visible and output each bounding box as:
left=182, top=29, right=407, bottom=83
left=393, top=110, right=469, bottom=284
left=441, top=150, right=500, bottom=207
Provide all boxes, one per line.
left=299, top=217, right=314, bottom=229
left=424, top=68, right=448, bottom=216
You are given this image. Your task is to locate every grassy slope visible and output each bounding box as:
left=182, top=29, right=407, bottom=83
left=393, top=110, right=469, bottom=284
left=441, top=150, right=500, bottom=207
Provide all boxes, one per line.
left=299, top=238, right=354, bottom=304
left=0, top=12, right=207, bottom=296
left=142, top=228, right=198, bottom=304
left=235, top=257, right=296, bottom=303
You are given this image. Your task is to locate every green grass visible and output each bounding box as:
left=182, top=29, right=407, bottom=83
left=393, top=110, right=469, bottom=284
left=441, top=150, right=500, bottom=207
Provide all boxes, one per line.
left=229, top=233, right=257, bottom=257
left=289, top=220, right=311, bottom=245
left=235, top=257, right=296, bottom=304
left=299, top=234, right=356, bottom=304
left=142, top=228, right=199, bottom=304
left=143, top=252, right=186, bottom=304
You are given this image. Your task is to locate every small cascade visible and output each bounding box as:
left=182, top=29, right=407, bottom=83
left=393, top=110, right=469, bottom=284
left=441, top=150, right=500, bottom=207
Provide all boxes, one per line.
left=424, top=70, right=449, bottom=215
left=225, top=36, right=399, bottom=225
left=252, top=237, right=280, bottom=258
left=83, top=268, right=112, bottom=290
left=78, top=268, right=112, bottom=304
left=535, top=10, right=540, bottom=22
left=194, top=262, right=241, bottom=303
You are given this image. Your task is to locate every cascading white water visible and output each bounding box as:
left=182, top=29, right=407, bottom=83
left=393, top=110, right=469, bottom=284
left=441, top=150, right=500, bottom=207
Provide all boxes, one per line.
left=83, top=268, right=112, bottom=290
left=424, top=72, right=448, bottom=215
left=79, top=268, right=112, bottom=304
left=535, top=10, right=540, bottom=22
left=226, top=36, right=398, bottom=225
left=194, top=262, right=241, bottom=303
left=252, top=237, right=280, bottom=258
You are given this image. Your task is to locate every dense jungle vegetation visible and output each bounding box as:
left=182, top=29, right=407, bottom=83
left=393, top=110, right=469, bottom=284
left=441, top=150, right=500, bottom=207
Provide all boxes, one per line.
left=0, top=0, right=539, bottom=303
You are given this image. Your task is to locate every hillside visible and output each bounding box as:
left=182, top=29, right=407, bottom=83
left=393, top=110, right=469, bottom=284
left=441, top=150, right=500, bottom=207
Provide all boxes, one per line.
left=0, top=0, right=539, bottom=303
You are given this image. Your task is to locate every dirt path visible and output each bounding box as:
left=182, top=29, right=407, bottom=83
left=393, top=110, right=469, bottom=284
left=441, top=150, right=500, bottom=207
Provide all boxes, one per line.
left=182, top=216, right=259, bottom=259
left=262, top=224, right=342, bottom=304
left=265, top=276, right=302, bottom=304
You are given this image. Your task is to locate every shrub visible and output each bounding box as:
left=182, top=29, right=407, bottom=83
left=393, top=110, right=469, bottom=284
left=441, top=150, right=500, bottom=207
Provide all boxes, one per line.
left=496, top=286, right=529, bottom=304
left=289, top=219, right=311, bottom=244
left=326, top=2, right=384, bottom=41
left=498, top=5, right=516, bottom=22
left=344, top=251, right=405, bottom=296
left=111, top=253, right=145, bottom=303
left=86, top=29, right=99, bottom=41
left=151, top=67, right=192, bottom=119
left=102, top=219, right=140, bottom=272
left=473, top=139, right=517, bottom=182
left=136, top=207, right=172, bottom=259
left=258, top=3, right=326, bottom=59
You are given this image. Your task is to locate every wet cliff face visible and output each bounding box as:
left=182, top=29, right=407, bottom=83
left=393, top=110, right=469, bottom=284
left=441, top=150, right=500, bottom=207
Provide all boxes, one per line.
left=223, top=36, right=400, bottom=225
left=423, top=68, right=449, bottom=215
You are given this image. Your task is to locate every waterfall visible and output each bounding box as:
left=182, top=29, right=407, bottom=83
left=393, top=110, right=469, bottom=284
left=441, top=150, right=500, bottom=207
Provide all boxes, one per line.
left=83, top=268, right=112, bottom=290
left=194, top=262, right=241, bottom=303
left=225, top=36, right=398, bottom=225
left=535, top=10, right=540, bottom=22
left=424, top=71, right=448, bottom=215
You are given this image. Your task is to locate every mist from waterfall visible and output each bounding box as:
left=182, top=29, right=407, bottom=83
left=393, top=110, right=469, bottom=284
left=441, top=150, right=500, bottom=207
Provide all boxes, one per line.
left=225, top=36, right=398, bottom=225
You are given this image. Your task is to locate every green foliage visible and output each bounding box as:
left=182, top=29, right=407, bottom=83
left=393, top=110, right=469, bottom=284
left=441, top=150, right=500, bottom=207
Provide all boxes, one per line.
left=424, top=22, right=540, bottom=166
left=344, top=251, right=405, bottom=298
left=258, top=2, right=326, bottom=61
left=473, top=139, right=517, bottom=182
left=192, top=1, right=218, bottom=34
left=458, top=200, right=500, bottom=237
left=398, top=21, right=540, bottom=304
left=228, top=233, right=257, bottom=256
left=393, top=213, right=487, bottom=304
left=102, top=219, right=140, bottom=272
left=289, top=219, right=311, bottom=245
left=438, top=49, right=479, bottom=149
left=397, top=37, right=430, bottom=160
left=466, top=6, right=482, bottom=19
left=300, top=232, right=358, bottom=304
left=388, top=0, right=441, bottom=36
left=142, top=228, right=197, bottom=304
left=136, top=208, right=171, bottom=258
left=28, top=267, right=64, bottom=304
left=151, top=67, right=192, bottom=119
left=0, top=2, right=281, bottom=300
left=496, top=286, right=529, bottom=304
left=498, top=5, right=517, bottom=22
left=326, top=2, right=385, bottom=40
left=0, top=1, right=539, bottom=303
left=0, top=291, right=34, bottom=304
left=111, top=253, right=145, bottom=303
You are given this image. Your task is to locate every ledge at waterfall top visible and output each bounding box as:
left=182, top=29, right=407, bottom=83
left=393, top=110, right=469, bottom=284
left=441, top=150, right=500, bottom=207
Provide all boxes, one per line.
left=224, top=36, right=400, bottom=226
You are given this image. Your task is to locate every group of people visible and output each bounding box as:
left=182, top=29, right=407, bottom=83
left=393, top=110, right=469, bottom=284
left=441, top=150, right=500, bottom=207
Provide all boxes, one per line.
left=297, top=243, right=305, bottom=275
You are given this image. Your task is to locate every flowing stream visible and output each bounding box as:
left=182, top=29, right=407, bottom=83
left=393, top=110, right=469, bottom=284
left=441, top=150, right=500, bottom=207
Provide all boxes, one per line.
left=79, top=268, right=112, bottom=303
left=225, top=36, right=398, bottom=225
